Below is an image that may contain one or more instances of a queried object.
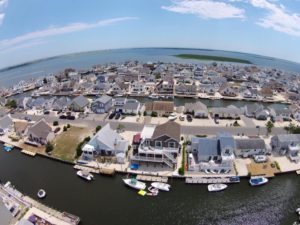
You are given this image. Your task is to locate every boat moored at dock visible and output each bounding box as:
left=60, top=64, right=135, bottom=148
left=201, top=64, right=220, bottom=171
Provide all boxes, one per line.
left=77, top=170, right=94, bottom=181
left=207, top=184, right=228, bottom=192
left=151, top=182, right=171, bottom=191
left=123, top=178, right=146, bottom=190
left=249, top=176, right=268, bottom=186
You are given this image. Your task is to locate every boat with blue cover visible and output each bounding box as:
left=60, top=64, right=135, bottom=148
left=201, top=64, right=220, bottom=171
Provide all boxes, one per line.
left=249, top=176, right=268, bottom=186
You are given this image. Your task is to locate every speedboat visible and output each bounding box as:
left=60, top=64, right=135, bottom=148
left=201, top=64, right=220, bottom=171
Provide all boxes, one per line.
left=249, top=176, right=268, bottom=186
left=123, top=178, right=146, bottom=190
left=151, top=182, right=171, bottom=191
left=207, top=184, right=228, bottom=192
left=77, top=170, right=94, bottom=181
left=296, top=208, right=300, bottom=215
left=37, top=189, right=46, bottom=199
left=168, top=113, right=177, bottom=121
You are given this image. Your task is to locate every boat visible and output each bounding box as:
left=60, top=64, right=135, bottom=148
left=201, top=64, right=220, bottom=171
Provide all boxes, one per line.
left=168, top=113, right=177, bottom=121
left=77, top=170, right=94, bottom=181
left=249, top=176, right=268, bottom=186
left=37, top=189, right=46, bottom=199
left=148, top=94, right=159, bottom=99
left=229, top=176, right=240, bottom=183
left=151, top=182, right=171, bottom=191
left=123, top=178, right=146, bottom=190
left=3, top=144, right=13, bottom=152
left=207, top=184, right=228, bottom=192
left=296, top=208, right=300, bottom=215
left=147, top=186, right=159, bottom=196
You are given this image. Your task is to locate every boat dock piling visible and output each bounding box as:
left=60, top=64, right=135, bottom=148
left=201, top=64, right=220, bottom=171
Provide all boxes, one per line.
left=185, top=177, right=239, bottom=184
left=21, top=149, right=37, bottom=157
left=136, top=175, right=168, bottom=183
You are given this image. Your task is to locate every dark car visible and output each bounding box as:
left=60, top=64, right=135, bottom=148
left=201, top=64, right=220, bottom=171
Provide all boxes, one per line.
left=54, top=127, right=61, bottom=133
left=187, top=114, right=193, bottom=122
left=67, top=115, right=75, bottom=120
left=115, top=113, right=121, bottom=120
left=108, top=112, right=116, bottom=120
left=24, top=116, right=32, bottom=122
left=43, top=110, right=50, bottom=115
left=59, top=115, right=67, bottom=119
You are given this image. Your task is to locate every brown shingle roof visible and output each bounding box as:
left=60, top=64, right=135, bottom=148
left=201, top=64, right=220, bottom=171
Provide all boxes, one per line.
left=14, top=121, right=28, bottom=134
left=145, top=101, right=174, bottom=112
left=152, top=121, right=180, bottom=142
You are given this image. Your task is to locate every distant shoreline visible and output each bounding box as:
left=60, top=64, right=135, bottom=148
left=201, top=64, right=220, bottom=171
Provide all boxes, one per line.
left=174, top=54, right=252, bottom=64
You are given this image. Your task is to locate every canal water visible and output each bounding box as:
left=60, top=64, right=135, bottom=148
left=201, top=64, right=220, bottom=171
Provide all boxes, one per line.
left=0, top=145, right=299, bottom=225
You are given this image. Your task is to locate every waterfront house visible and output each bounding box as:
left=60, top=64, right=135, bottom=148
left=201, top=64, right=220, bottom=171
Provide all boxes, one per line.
left=271, top=134, right=300, bottom=162
left=14, top=121, right=29, bottom=138
left=184, top=101, right=208, bottom=118
left=175, top=83, right=197, bottom=95
left=144, top=101, right=174, bottom=116
left=52, top=97, right=70, bottom=111
left=235, top=138, right=268, bottom=158
left=260, top=87, right=273, bottom=99
left=82, top=123, right=129, bottom=159
left=243, top=104, right=269, bottom=120
left=131, top=121, right=181, bottom=169
left=155, top=77, right=174, bottom=94
left=114, top=98, right=127, bottom=111
left=25, top=119, right=54, bottom=145
left=91, top=95, right=113, bottom=114
left=187, top=133, right=235, bottom=172
left=122, top=99, right=141, bottom=115
left=68, top=95, right=90, bottom=112
left=0, top=114, right=13, bottom=133
left=268, top=107, right=292, bottom=122
left=130, top=81, right=146, bottom=95
left=219, top=85, right=238, bottom=97
left=210, top=105, right=242, bottom=119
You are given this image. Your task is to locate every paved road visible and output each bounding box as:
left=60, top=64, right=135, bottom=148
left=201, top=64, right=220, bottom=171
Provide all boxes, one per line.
left=13, top=113, right=286, bottom=136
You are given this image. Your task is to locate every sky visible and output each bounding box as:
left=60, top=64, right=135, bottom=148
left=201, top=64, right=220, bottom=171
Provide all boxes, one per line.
left=0, top=0, right=300, bottom=69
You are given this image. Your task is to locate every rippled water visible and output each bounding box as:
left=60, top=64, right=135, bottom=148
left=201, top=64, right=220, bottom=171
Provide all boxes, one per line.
left=0, top=144, right=299, bottom=225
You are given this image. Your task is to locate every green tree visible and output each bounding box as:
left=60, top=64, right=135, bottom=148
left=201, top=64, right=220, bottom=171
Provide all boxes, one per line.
left=95, top=125, right=102, bottom=133
left=151, top=111, right=158, bottom=117
left=266, top=120, right=274, bottom=136
left=5, top=99, right=17, bottom=109
left=53, top=121, right=59, bottom=126
left=67, top=124, right=71, bottom=128
left=46, top=142, right=54, bottom=153
left=63, top=126, right=67, bottom=132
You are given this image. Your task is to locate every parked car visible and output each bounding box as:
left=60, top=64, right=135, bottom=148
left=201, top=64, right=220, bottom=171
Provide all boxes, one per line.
left=67, top=115, right=75, bottom=120
left=59, top=115, right=67, bottom=119
left=254, top=155, right=267, bottom=163
left=43, top=110, right=50, bottom=115
left=108, top=112, right=116, bottom=120
left=187, top=114, right=193, bottom=122
left=24, top=116, right=31, bottom=121
left=115, top=113, right=121, bottom=120
left=54, top=127, right=61, bottom=133
left=179, top=115, right=185, bottom=121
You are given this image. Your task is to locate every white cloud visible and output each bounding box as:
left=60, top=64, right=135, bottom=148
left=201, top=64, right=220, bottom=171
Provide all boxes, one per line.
left=162, top=0, right=245, bottom=19
left=0, top=17, right=138, bottom=51
left=249, top=0, right=300, bottom=37
left=0, top=0, right=8, bottom=25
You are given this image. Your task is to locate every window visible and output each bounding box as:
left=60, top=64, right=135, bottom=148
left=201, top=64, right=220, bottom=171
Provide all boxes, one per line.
left=155, top=141, right=162, bottom=148
left=168, top=142, right=176, bottom=148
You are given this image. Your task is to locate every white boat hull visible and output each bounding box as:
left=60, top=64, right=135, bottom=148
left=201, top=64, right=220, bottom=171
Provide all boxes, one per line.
left=123, top=179, right=146, bottom=190
left=151, top=182, right=171, bottom=191
left=207, top=184, right=228, bottom=192
left=77, top=170, right=94, bottom=181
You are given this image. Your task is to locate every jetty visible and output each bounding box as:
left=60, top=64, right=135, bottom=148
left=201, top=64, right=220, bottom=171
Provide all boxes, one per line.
left=136, top=175, right=168, bottom=183
left=74, top=164, right=115, bottom=176
left=185, top=176, right=240, bottom=184
left=21, top=149, right=37, bottom=157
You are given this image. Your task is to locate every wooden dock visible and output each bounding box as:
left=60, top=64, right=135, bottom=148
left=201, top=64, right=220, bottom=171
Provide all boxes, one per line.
left=21, top=150, right=36, bottom=157
left=74, top=165, right=115, bottom=176
left=136, top=175, right=168, bottom=183
left=185, top=176, right=240, bottom=184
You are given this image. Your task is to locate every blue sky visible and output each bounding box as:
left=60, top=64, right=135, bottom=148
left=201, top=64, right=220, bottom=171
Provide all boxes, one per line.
left=0, top=0, right=300, bottom=69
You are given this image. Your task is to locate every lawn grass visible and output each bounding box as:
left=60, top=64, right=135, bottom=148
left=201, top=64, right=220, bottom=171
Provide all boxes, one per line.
left=52, top=126, right=92, bottom=162
left=174, top=54, right=252, bottom=64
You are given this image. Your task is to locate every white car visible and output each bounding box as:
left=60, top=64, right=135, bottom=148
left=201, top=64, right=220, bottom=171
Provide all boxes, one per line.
left=168, top=113, right=177, bottom=121
left=254, top=155, right=267, bottom=163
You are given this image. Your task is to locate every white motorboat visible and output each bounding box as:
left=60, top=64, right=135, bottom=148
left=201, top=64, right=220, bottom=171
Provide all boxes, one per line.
left=77, top=170, right=94, bottom=181
left=37, top=189, right=46, bottom=199
left=168, top=113, right=177, bottom=121
left=151, top=182, right=171, bottom=191
left=123, top=178, right=146, bottom=190
left=249, top=176, right=268, bottom=186
left=296, top=208, right=300, bottom=215
left=207, top=184, right=228, bottom=192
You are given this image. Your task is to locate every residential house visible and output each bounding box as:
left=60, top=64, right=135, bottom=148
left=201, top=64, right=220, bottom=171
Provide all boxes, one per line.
left=260, top=87, right=273, bottom=99
left=235, top=138, right=268, bottom=158
left=81, top=123, right=129, bottom=160
left=68, top=95, right=90, bottom=112
left=175, top=83, right=197, bottom=95
left=52, top=97, right=70, bottom=111
left=219, top=85, right=238, bottom=97
left=131, top=121, right=181, bottom=169
left=145, top=101, right=174, bottom=116
left=243, top=104, right=269, bottom=120
left=210, top=105, right=242, bottom=119
left=188, top=133, right=235, bottom=172
left=0, top=115, right=13, bottom=134
left=130, top=81, right=146, bottom=95
left=25, top=119, right=54, bottom=145
left=14, top=121, right=29, bottom=138
left=91, top=95, right=113, bottom=114
left=122, top=99, right=141, bottom=115
left=184, top=101, right=208, bottom=118
left=155, top=78, right=174, bottom=94
left=271, top=134, right=300, bottom=162
left=268, top=107, right=291, bottom=122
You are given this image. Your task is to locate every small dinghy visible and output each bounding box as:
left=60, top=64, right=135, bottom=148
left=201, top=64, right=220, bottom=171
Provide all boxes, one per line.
left=207, top=184, right=228, bottom=192
left=151, top=182, right=171, bottom=191
left=77, top=170, right=94, bottom=181
left=37, top=189, right=46, bottom=199
left=147, top=186, right=159, bottom=196
left=123, top=178, right=146, bottom=190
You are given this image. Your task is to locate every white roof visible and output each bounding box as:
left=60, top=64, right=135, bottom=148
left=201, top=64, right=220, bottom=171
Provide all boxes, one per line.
left=82, top=144, right=95, bottom=152
left=141, top=125, right=156, bottom=139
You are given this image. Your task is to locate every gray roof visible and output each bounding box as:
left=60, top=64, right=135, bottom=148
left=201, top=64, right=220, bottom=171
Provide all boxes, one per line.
left=0, top=115, right=13, bottom=130
left=71, top=95, right=89, bottom=108
left=191, top=137, right=219, bottom=156
left=276, top=134, right=300, bottom=143
left=218, top=133, right=235, bottom=150
left=27, top=119, right=52, bottom=139
left=0, top=200, right=13, bottom=225
left=16, top=219, right=34, bottom=225
left=123, top=99, right=140, bottom=111
left=185, top=101, right=208, bottom=111
left=94, top=95, right=112, bottom=104
left=235, top=138, right=266, bottom=150
left=211, top=105, right=242, bottom=115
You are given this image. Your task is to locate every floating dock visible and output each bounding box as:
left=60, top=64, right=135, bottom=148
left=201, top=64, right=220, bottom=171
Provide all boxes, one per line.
left=21, top=150, right=37, bottom=157
left=185, top=176, right=240, bottom=184
left=136, top=175, right=168, bottom=183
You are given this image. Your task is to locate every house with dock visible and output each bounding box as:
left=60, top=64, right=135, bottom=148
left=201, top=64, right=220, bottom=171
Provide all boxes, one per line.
left=187, top=133, right=235, bottom=173
left=68, top=95, right=90, bottom=112
left=0, top=114, right=13, bottom=135
left=234, top=138, right=268, bottom=158
left=184, top=101, right=208, bottom=118
left=210, top=105, right=242, bottom=119
left=25, top=119, right=54, bottom=145
left=271, top=134, right=300, bottom=162
left=130, top=121, right=181, bottom=169
left=144, top=101, right=174, bottom=116
left=91, top=95, right=112, bottom=114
